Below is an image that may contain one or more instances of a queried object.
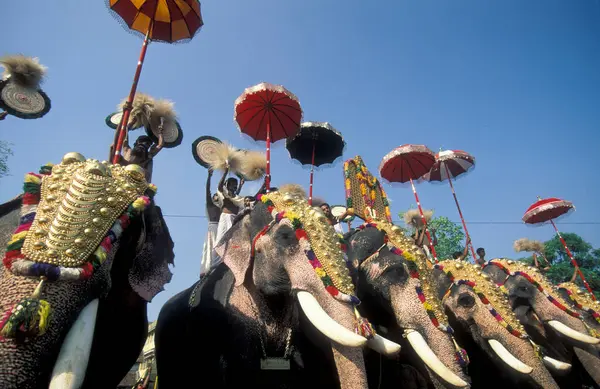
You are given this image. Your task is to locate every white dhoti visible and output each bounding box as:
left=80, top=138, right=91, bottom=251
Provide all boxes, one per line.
left=200, top=221, right=218, bottom=277
left=209, top=213, right=237, bottom=271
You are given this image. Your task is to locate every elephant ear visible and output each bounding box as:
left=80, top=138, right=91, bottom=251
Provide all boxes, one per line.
left=128, top=203, right=175, bottom=302
left=214, top=215, right=252, bottom=287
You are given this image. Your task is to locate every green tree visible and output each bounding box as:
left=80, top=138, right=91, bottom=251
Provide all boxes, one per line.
left=398, top=211, right=468, bottom=260
left=0, top=140, right=13, bottom=178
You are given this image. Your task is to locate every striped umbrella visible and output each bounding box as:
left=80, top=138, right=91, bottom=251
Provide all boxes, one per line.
left=379, top=144, right=439, bottom=262
left=422, top=150, right=477, bottom=260
left=107, top=0, right=203, bottom=163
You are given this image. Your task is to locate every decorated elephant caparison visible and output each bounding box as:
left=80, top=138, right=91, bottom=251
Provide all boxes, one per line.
left=484, top=259, right=600, bottom=388
left=0, top=153, right=174, bottom=389
left=155, top=187, right=401, bottom=389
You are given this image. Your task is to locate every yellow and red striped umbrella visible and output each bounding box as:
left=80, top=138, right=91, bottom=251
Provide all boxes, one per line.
left=107, top=0, right=203, bottom=163
left=108, top=0, right=203, bottom=43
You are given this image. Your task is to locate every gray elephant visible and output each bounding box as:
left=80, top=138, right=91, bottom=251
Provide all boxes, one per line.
left=432, top=259, right=567, bottom=388
left=0, top=153, right=174, bottom=389
left=484, top=258, right=600, bottom=387
left=344, top=221, right=471, bottom=388
left=155, top=187, right=399, bottom=389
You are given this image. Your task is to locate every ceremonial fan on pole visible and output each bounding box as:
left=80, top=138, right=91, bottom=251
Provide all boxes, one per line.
left=522, top=196, right=596, bottom=299
left=286, top=122, right=345, bottom=205
left=234, top=82, right=303, bottom=192
left=422, top=149, right=477, bottom=260
left=379, top=144, right=439, bottom=262
left=107, top=0, right=203, bottom=164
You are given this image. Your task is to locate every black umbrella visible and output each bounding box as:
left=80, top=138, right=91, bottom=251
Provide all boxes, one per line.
left=286, top=121, right=345, bottom=204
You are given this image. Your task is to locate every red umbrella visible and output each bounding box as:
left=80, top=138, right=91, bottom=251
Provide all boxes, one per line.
left=423, top=150, right=477, bottom=260
left=107, top=0, right=204, bottom=164
left=379, top=144, right=439, bottom=262
left=523, top=197, right=595, bottom=299
left=234, top=82, right=303, bottom=191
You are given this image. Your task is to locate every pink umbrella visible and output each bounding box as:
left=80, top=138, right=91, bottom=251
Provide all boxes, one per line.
left=379, top=144, right=439, bottom=262
left=523, top=197, right=595, bottom=299
left=423, top=149, right=477, bottom=260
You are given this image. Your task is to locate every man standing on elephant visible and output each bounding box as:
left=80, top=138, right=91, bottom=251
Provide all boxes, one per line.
left=119, top=128, right=164, bottom=182
left=200, top=169, right=222, bottom=277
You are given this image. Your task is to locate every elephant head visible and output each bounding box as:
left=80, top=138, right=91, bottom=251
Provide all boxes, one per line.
left=213, top=189, right=400, bottom=389
left=433, top=260, right=566, bottom=388
left=0, top=153, right=174, bottom=389
left=484, top=258, right=600, bottom=385
left=345, top=221, right=470, bottom=388
left=556, top=282, right=600, bottom=338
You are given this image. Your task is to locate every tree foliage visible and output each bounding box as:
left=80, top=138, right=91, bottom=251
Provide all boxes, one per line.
left=518, top=232, right=600, bottom=298
left=398, top=211, right=468, bottom=260
left=0, top=140, right=13, bottom=178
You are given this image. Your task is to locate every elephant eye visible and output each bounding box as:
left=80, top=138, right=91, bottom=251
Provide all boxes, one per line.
left=382, top=263, right=407, bottom=283
left=457, top=292, right=476, bottom=308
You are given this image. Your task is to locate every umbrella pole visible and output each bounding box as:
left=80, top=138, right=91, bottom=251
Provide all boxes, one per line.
left=111, top=25, right=152, bottom=164
left=265, top=120, right=271, bottom=192
left=409, top=178, right=439, bottom=263
left=309, top=141, right=315, bottom=205
left=550, top=219, right=596, bottom=300
left=444, top=163, right=478, bottom=260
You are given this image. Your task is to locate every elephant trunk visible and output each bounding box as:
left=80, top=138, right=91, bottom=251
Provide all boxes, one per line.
left=390, top=284, right=469, bottom=388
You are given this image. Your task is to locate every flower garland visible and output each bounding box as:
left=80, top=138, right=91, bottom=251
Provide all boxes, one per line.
left=0, top=163, right=155, bottom=339
left=558, top=283, right=600, bottom=325
left=343, top=156, right=392, bottom=222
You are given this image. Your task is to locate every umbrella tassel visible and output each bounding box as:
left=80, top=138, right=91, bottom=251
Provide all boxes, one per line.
left=111, top=23, right=153, bottom=164
left=550, top=220, right=596, bottom=300
left=444, top=163, right=478, bottom=260
left=409, top=178, right=439, bottom=263
left=265, top=120, right=271, bottom=192
left=0, top=277, right=51, bottom=338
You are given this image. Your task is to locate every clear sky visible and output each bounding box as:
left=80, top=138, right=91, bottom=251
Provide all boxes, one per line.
left=2, top=1, right=599, bottom=321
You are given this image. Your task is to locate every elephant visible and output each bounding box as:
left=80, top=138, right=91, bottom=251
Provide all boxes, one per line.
left=432, top=260, right=565, bottom=389
left=484, top=258, right=600, bottom=388
left=343, top=221, right=471, bottom=388
left=0, top=154, right=174, bottom=389
left=556, top=281, right=600, bottom=339
left=155, top=187, right=399, bottom=389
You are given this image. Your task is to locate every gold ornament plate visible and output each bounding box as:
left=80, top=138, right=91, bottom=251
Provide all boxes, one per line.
left=266, top=191, right=355, bottom=297
left=558, top=282, right=600, bottom=312
left=22, top=155, right=149, bottom=267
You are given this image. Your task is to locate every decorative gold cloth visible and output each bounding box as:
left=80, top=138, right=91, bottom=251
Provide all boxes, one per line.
left=22, top=155, right=149, bottom=267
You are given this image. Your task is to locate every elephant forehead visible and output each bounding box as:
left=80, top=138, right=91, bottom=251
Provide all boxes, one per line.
left=439, top=260, right=526, bottom=339
left=489, top=259, right=580, bottom=319
left=558, top=282, right=600, bottom=320
left=20, top=159, right=149, bottom=268
left=259, top=191, right=355, bottom=297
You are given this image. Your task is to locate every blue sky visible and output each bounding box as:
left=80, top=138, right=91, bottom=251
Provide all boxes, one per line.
left=2, top=1, right=599, bottom=321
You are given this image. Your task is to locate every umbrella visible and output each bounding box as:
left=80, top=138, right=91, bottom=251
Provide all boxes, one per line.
left=286, top=122, right=345, bottom=204
left=523, top=197, right=595, bottom=299
left=234, top=82, right=302, bottom=191
left=422, top=149, right=477, bottom=260
left=107, top=0, right=203, bottom=164
left=379, top=144, right=439, bottom=262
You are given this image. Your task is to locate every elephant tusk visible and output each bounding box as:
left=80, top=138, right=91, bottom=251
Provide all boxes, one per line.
left=548, top=320, right=600, bottom=345
left=367, top=334, right=401, bottom=356
left=404, top=330, right=468, bottom=388
left=487, top=339, right=533, bottom=374
left=542, top=356, right=572, bottom=372
left=49, top=299, right=99, bottom=389
left=296, top=291, right=367, bottom=347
